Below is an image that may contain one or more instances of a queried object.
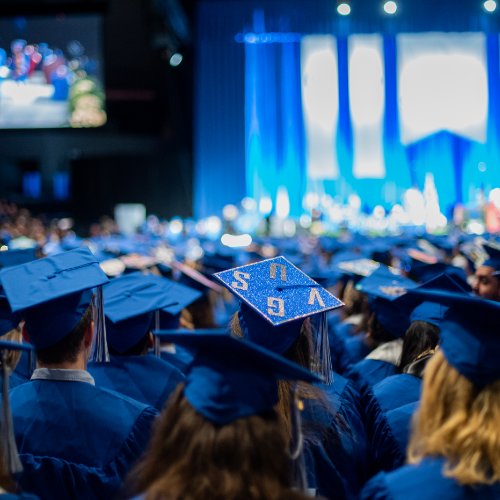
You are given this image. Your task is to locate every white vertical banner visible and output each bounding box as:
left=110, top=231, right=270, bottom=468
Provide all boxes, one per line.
left=397, top=33, right=487, bottom=145
left=349, top=34, right=386, bottom=179
left=301, top=35, right=339, bottom=180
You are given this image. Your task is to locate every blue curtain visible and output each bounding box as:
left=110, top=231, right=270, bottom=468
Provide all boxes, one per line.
left=195, top=1, right=500, bottom=218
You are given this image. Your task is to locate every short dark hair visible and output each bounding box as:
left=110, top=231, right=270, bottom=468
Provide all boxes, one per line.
left=36, top=304, right=93, bottom=365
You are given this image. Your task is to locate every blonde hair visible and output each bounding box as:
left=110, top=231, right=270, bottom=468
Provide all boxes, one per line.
left=1, top=325, right=23, bottom=369
left=408, top=350, right=500, bottom=485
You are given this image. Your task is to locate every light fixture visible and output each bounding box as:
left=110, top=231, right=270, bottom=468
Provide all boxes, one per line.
left=337, top=1, right=351, bottom=15
left=383, top=1, right=398, bottom=14
left=484, top=0, right=497, bottom=12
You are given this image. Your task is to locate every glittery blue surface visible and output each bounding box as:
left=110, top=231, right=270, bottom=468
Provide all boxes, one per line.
left=213, top=256, right=343, bottom=325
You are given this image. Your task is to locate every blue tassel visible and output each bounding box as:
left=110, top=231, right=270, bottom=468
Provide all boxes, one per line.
left=89, top=287, right=109, bottom=363
left=311, top=312, right=333, bottom=384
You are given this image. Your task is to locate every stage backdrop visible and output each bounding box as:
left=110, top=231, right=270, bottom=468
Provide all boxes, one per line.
left=194, top=0, right=500, bottom=219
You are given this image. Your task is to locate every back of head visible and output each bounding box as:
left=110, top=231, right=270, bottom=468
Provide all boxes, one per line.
left=408, top=350, right=500, bottom=485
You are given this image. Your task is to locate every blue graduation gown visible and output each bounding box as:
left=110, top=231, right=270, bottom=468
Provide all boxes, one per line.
left=0, top=495, right=39, bottom=499
left=368, top=401, right=419, bottom=474
left=372, top=374, right=421, bottom=413
left=10, top=379, right=158, bottom=500
left=159, top=345, right=194, bottom=374
left=346, top=358, right=398, bottom=390
left=89, top=354, right=185, bottom=411
left=303, top=372, right=369, bottom=499
left=360, top=456, right=500, bottom=499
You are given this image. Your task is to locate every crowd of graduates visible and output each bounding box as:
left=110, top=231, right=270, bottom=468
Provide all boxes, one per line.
left=0, top=201, right=499, bottom=499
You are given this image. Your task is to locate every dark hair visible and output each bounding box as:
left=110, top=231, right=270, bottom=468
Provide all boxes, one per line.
left=36, top=304, right=92, bottom=365
left=398, top=320, right=440, bottom=374
left=108, top=332, right=150, bottom=356
left=126, top=385, right=312, bottom=500
left=367, top=312, right=395, bottom=346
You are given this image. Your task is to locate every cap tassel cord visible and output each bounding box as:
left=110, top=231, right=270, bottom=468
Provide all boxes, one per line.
left=312, top=312, right=332, bottom=385
left=154, top=310, right=161, bottom=357
left=1, top=352, right=23, bottom=475
left=90, top=287, right=109, bottom=363
left=289, top=383, right=308, bottom=492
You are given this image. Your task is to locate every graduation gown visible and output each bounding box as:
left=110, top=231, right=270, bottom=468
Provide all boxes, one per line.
left=371, top=374, right=421, bottom=413
left=10, top=376, right=158, bottom=500
left=303, top=372, right=370, bottom=499
left=89, top=354, right=185, bottom=411
left=345, top=358, right=398, bottom=390
left=360, top=456, right=500, bottom=500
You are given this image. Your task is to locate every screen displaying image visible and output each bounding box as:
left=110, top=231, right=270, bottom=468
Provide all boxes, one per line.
left=0, top=14, right=106, bottom=129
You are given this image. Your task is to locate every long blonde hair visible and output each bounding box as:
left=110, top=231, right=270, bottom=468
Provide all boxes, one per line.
left=408, top=350, right=500, bottom=485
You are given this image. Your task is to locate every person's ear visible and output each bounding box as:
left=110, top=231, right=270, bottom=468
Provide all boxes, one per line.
left=83, top=321, right=94, bottom=349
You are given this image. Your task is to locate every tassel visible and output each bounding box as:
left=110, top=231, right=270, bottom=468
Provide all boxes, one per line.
left=1, top=351, right=23, bottom=475
left=289, top=383, right=308, bottom=492
left=311, top=312, right=333, bottom=385
left=89, top=287, right=109, bottom=363
left=154, top=310, right=161, bottom=357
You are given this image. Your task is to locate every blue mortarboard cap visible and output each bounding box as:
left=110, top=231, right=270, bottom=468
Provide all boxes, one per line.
left=0, top=248, right=38, bottom=269
left=357, top=268, right=418, bottom=337
left=0, top=248, right=109, bottom=349
left=153, top=330, right=320, bottom=425
left=409, top=302, right=446, bottom=327
left=483, top=244, right=500, bottom=271
left=403, top=289, right=500, bottom=387
left=214, top=256, right=343, bottom=327
left=103, top=273, right=194, bottom=353
left=0, top=288, right=20, bottom=336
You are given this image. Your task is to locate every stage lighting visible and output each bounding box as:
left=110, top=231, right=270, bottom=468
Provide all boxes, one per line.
left=169, top=53, right=183, bottom=66
left=383, top=1, right=398, bottom=14
left=484, top=0, right=497, bottom=12
left=337, top=2, right=351, bottom=15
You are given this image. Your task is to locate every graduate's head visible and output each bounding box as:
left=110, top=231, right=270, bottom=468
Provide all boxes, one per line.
left=127, top=331, right=318, bottom=500
left=0, top=248, right=109, bottom=365
left=407, top=291, right=500, bottom=485
left=472, top=245, right=500, bottom=301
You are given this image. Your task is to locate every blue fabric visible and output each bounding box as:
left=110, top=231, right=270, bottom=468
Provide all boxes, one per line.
left=0, top=495, right=39, bottom=499
left=88, top=354, right=185, bottom=411
left=346, top=358, right=398, bottom=390
left=160, top=346, right=193, bottom=374
left=331, top=331, right=371, bottom=375
left=360, top=456, right=500, bottom=500
left=373, top=374, right=422, bottom=413
left=385, top=401, right=419, bottom=457
left=10, top=379, right=158, bottom=500
left=306, top=373, right=370, bottom=498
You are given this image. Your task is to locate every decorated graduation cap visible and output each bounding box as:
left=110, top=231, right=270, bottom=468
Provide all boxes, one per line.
left=153, top=329, right=321, bottom=425
left=0, top=248, right=109, bottom=359
left=213, top=256, right=343, bottom=383
left=356, top=267, right=418, bottom=338
left=103, top=272, right=200, bottom=354
left=0, top=340, right=34, bottom=475
left=403, top=289, right=500, bottom=388
left=0, top=248, right=38, bottom=269
left=482, top=243, right=500, bottom=273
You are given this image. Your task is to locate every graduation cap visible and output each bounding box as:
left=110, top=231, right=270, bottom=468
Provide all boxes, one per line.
left=356, top=268, right=418, bottom=338
left=0, top=340, right=33, bottom=475
left=103, top=273, right=200, bottom=354
left=483, top=244, right=500, bottom=273
left=403, top=289, right=500, bottom=387
left=173, top=260, right=224, bottom=294
left=152, top=329, right=320, bottom=425
left=213, top=256, right=343, bottom=382
left=0, top=248, right=38, bottom=269
left=0, top=286, right=21, bottom=337
left=0, top=248, right=109, bottom=357
left=395, top=272, right=469, bottom=328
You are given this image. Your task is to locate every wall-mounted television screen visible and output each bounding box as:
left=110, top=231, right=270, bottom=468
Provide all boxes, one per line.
left=0, top=13, right=106, bottom=129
